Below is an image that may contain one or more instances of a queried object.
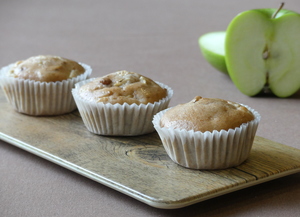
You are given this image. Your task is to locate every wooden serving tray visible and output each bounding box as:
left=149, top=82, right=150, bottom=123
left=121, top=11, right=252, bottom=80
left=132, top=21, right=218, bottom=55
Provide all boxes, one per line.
left=0, top=90, right=300, bottom=209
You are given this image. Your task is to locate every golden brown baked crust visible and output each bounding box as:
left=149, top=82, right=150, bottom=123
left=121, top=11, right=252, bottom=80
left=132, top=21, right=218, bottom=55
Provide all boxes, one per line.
left=7, top=55, right=85, bottom=82
left=78, top=70, right=167, bottom=105
left=160, top=96, right=254, bottom=132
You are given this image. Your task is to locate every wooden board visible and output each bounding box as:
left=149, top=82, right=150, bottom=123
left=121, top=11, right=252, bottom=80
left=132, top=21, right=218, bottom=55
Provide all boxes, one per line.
left=0, top=90, right=300, bottom=209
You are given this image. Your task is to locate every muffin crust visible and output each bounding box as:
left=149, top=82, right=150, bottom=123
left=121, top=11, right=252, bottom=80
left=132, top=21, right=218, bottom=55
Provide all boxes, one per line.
left=7, top=55, right=85, bottom=82
left=160, top=96, right=254, bottom=132
left=78, top=70, right=167, bottom=105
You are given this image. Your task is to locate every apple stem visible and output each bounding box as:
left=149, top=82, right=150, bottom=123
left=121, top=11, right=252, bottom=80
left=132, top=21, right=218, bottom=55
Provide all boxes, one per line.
left=272, top=2, right=285, bottom=19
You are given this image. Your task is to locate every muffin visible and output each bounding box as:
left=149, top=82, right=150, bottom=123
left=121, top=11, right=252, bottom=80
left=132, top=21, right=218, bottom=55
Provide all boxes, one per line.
left=72, top=70, right=173, bottom=136
left=0, top=55, right=92, bottom=115
left=153, top=96, right=261, bottom=170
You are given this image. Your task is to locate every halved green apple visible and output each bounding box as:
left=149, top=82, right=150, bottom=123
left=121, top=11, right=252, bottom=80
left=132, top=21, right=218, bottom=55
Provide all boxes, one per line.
left=225, top=7, right=300, bottom=97
left=198, top=31, right=228, bottom=74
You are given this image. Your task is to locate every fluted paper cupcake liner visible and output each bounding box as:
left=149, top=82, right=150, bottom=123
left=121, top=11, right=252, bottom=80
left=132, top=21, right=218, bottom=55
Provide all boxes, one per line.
left=0, top=63, right=92, bottom=116
left=153, top=105, right=261, bottom=170
left=72, top=78, right=173, bottom=136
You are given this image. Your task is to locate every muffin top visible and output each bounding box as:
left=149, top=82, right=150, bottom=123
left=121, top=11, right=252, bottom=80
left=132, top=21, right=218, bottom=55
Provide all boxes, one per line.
left=6, top=55, right=85, bottom=82
left=78, top=70, right=167, bottom=105
left=160, top=96, right=254, bottom=132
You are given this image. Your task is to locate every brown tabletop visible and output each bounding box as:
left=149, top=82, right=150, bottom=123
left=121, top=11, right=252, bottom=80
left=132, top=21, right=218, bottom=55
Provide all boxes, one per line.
left=1, top=0, right=300, bottom=216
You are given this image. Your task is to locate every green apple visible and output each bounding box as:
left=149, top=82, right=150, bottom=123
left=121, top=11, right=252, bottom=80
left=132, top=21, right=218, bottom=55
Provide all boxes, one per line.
left=198, top=31, right=228, bottom=74
left=225, top=5, right=300, bottom=97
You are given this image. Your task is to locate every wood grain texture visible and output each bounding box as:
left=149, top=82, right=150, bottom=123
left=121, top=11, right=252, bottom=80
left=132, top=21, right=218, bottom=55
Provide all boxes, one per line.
left=0, top=90, right=300, bottom=209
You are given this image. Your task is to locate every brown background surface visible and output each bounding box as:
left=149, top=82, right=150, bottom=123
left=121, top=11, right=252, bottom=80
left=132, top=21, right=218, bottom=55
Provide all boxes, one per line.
left=1, top=0, right=300, bottom=216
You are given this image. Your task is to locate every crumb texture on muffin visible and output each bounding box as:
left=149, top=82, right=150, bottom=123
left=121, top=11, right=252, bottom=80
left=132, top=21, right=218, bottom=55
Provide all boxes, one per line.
left=160, top=96, right=254, bottom=132
left=7, top=55, right=85, bottom=82
left=78, top=70, right=167, bottom=105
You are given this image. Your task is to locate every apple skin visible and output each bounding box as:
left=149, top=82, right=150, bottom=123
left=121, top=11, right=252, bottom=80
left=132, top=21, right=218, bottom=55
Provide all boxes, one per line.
left=198, top=31, right=228, bottom=74
left=225, top=8, right=300, bottom=97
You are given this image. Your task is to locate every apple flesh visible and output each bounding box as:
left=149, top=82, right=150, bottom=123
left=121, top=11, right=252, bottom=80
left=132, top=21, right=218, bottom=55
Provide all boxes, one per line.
left=198, top=31, right=228, bottom=74
left=225, top=8, right=300, bottom=97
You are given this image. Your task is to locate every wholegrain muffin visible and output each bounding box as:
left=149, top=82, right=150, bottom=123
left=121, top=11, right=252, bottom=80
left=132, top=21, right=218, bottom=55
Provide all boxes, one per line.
left=78, top=70, right=167, bottom=105
left=160, top=96, right=254, bottom=132
left=72, top=70, right=173, bottom=136
left=0, top=55, right=92, bottom=115
left=6, top=55, right=86, bottom=82
left=153, top=96, right=260, bottom=170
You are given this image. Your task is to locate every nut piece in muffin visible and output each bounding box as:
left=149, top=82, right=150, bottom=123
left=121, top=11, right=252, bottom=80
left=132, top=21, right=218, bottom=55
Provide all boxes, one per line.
left=72, top=70, right=173, bottom=136
left=78, top=70, right=167, bottom=105
left=153, top=96, right=260, bottom=170
left=0, top=55, right=92, bottom=116
left=6, top=55, right=85, bottom=82
left=160, top=96, right=254, bottom=132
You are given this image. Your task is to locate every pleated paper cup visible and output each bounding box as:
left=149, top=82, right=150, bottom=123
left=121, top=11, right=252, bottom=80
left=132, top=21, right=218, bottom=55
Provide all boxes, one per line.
left=153, top=105, right=261, bottom=170
left=0, top=63, right=92, bottom=116
left=72, top=78, right=173, bottom=136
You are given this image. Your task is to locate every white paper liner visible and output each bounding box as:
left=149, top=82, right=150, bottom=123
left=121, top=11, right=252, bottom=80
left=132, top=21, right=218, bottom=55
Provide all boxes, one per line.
left=0, top=63, right=92, bottom=116
left=72, top=78, right=173, bottom=136
left=153, top=105, right=261, bottom=170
